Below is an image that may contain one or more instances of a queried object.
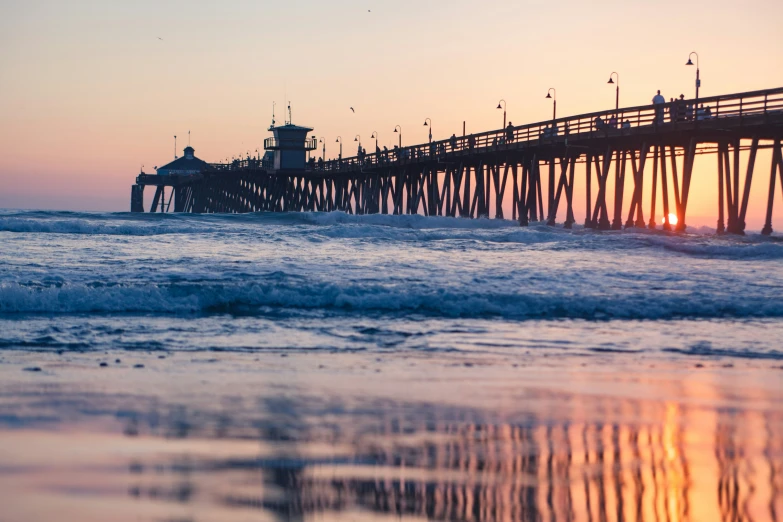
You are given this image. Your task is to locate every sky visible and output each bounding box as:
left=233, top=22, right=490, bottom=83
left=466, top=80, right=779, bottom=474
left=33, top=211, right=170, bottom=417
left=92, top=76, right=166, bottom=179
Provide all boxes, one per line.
left=0, top=0, right=782, bottom=227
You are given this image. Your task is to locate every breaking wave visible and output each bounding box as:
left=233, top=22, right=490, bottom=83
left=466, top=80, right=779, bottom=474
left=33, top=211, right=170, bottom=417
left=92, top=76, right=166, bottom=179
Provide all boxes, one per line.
left=1, top=279, right=782, bottom=319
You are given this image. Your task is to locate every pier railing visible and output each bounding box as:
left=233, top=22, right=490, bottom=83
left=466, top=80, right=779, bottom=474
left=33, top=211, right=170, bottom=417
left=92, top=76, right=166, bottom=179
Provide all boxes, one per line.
left=316, top=87, right=783, bottom=173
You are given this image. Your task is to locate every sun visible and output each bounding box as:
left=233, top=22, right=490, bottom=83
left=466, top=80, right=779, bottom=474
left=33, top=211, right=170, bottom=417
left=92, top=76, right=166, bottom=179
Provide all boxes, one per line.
left=665, top=213, right=678, bottom=226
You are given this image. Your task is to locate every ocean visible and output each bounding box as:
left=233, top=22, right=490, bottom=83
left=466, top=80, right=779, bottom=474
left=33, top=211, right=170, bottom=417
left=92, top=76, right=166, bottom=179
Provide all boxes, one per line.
left=1, top=209, right=782, bottom=521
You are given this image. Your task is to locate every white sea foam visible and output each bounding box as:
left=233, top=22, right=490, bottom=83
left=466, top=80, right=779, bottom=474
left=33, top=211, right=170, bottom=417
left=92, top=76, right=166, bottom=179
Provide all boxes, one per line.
left=1, top=279, right=782, bottom=319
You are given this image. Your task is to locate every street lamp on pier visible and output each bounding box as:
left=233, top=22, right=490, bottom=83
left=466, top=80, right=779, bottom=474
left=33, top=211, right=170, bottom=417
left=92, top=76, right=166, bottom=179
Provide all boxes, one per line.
left=423, top=118, right=432, bottom=143
left=686, top=52, right=700, bottom=101
left=319, top=138, right=325, bottom=161
left=545, top=88, right=557, bottom=120
left=393, top=125, right=402, bottom=148
left=335, top=136, right=342, bottom=159
left=354, top=135, right=362, bottom=157
left=497, top=99, right=506, bottom=128
left=607, top=72, right=619, bottom=112
left=371, top=132, right=379, bottom=150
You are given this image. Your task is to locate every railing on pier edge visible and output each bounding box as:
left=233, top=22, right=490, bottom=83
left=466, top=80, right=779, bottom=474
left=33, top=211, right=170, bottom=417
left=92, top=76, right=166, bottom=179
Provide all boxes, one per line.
left=183, top=88, right=782, bottom=176
left=301, top=87, right=783, bottom=173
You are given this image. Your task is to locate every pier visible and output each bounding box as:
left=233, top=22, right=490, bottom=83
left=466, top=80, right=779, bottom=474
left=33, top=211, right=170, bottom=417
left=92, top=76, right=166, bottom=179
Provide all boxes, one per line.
left=131, top=87, right=783, bottom=234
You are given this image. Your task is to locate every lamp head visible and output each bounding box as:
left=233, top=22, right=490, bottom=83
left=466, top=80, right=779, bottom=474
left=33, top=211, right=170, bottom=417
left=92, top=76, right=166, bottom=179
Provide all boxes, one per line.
left=394, top=128, right=398, bottom=133
left=423, top=121, right=428, bottom=126
left=371, top=133, right=376, bottom=138
left=354, top=137, right=358, bottom=141
left=686, top=58, right=694, bottom=66
left=545, top=93, right=552, bottom=99
left=607, top=77, right=614, bottom=84
left=497, top=103, right=502, bottom=109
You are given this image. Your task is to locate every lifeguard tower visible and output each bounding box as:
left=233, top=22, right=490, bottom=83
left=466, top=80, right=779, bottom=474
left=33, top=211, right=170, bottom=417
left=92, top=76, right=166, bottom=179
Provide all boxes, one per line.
left=264, top=103, right=317, bottom=171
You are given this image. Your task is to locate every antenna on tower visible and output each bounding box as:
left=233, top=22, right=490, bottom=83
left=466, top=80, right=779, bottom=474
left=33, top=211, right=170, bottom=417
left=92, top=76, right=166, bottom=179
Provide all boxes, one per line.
left=287, top=102, right=292, bottom=125
left=174, top=135, right=177, bottom=159
left=188, top=130, right=191, bottom=147
left=271, top=102, right=276, bottom=127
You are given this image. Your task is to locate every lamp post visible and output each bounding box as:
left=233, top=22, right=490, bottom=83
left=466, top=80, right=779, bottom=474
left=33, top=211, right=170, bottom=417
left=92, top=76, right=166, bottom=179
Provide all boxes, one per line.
left=607, top=72, right=619, bottom=112
left=393, top=125, right=402, bottom=148
left=319, top=138, right=325, bottom=161
left=686, top=52, right=700, bottom=101
left=423, top=118, right=432, bottom=143
left=354, top=135, right=362, bottom=156
left=545, top=89, right=557, bottom=120
left=371, top=132, right=378, bottom=150
left=497, top=99, right=506, bottom=128
left=335, top=136, right=342, bottom=159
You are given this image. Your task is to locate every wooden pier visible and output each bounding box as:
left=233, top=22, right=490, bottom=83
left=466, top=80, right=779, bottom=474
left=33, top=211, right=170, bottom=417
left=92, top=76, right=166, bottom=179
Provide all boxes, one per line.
left=131, top=87, right=783, bottom=234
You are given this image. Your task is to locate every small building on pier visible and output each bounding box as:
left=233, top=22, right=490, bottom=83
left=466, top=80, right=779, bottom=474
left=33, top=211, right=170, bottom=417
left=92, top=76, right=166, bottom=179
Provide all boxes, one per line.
left=264, top=124, right=317, bottom=170
left=156, top=146, right=210, bottom=176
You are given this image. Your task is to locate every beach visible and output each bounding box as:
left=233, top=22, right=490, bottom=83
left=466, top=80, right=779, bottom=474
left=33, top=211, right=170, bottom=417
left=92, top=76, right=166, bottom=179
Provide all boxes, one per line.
left=1, top=210, right=782, bottom=521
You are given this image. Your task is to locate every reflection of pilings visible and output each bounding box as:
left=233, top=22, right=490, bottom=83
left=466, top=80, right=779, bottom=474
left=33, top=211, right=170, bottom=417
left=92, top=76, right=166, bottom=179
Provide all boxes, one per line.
left=214, top=415, right=705, bottom=522
left=124, top=397, right=783, bottom=522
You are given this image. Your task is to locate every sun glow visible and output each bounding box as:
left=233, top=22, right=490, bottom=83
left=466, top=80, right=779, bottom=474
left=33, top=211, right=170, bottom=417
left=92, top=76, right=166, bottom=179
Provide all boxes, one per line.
left=665, top=213, right=679, bottom=226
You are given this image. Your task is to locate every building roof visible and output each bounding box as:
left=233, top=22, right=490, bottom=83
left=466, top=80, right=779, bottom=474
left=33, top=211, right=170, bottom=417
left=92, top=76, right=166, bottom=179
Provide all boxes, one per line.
left=156, top=146, right=211, bottom=175
left=269, top=123, right=314, bottom=132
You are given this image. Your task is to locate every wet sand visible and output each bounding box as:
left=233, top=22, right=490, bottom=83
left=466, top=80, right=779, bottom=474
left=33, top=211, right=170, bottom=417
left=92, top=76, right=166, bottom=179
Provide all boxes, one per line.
left=1, top=349, right=781, bottom=522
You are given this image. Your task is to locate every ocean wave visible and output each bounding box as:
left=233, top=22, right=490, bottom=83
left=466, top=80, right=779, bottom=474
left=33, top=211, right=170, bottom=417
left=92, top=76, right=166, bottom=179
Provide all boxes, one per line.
left=0, top=214, right=205, bottom=236
left=1, top=279, right=782, bottom=320
left=1, top=211, right=782, bottom=260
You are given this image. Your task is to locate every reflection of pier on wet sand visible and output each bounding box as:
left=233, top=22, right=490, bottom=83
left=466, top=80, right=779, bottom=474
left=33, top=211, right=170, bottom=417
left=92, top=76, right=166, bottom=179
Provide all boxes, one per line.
left=0, top=352, right=781, bottom=522
left=223, top=397, right=782, bottom=522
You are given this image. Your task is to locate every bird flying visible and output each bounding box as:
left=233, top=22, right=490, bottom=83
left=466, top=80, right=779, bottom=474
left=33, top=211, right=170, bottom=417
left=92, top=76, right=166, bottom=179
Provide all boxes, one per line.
left=157, top=37, right=163, bottom=40
left=350, top=107, right=355, bottom=113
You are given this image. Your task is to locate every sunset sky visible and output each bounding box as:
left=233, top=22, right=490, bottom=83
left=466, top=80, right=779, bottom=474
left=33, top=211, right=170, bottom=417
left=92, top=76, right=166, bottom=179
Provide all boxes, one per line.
left=1, top=0, right=782, bottom=227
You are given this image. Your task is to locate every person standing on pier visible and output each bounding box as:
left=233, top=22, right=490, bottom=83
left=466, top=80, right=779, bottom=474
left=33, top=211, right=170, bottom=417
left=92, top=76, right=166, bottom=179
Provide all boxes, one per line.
left=450, top=134, right=457, bottom=152
left=652, top=90, right=666, bottom=123
left=506, top=123, right=514, bottom=143
left=678, top=94, right=688, bottom=122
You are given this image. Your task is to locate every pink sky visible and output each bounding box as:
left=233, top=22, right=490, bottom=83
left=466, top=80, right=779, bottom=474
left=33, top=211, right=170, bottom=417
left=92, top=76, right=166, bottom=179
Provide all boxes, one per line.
left=1, top=0, right=782, bottom=228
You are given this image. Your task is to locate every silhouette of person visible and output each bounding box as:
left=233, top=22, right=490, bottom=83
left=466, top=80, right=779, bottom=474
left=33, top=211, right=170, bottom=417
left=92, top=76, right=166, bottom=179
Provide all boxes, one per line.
left=450, top=133, right=457, bottom=151
left=506, top=122, right=514, bottom=143
left=653, top=90, right=666, bottom=123
left=677, top=94, right=687, bottom=122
